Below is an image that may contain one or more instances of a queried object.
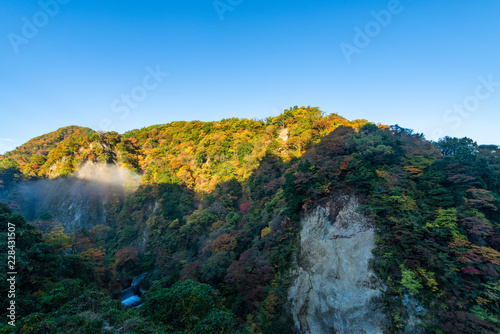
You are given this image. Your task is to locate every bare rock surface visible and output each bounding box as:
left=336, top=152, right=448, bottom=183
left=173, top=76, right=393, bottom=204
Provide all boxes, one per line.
left=289, top=194, right=388, bottom=334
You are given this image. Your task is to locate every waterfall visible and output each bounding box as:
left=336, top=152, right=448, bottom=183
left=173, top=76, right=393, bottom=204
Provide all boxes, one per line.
left=121, top=273, right=148, bottom=307
left=131, top=273, right=149, bottom=291
left=121, top=287, right=135, bottom=301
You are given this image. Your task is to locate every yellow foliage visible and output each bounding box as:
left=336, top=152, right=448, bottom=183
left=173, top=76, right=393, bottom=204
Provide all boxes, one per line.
left=261, top=226, right=271, bottom=238
left=210, top=220, right=226, bottom=232
left=44, top=224, right=72, bottom=250
left=449, top=237, right=500, bottom=266
left=403, top=166, right=423, bottom=178
left=457, top=256, right=473, bottom=264
left=417, top=268, right=439, bottom=292
left=477, top=296, right=490, bottom=305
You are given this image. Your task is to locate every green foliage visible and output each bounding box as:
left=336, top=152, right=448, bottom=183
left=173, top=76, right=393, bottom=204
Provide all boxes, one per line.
left=1, top=288, right=170, bottom=334
left=425, top=208, right=461, bottom=239
left=434, top=136, right=478, bottom=159
left=400, top=265, right=423, bottom=295
left=40, top=279, right=84, bottom=312
left=3, top=109, right=500, bottom=333
left=142, top=279, right=239, bottom=333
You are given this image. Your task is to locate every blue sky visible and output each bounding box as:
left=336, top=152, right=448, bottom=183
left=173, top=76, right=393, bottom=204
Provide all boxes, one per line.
left=1, top=0, right=499, bottom=153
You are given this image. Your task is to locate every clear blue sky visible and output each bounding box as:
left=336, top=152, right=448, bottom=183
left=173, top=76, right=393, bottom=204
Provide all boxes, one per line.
left=1, top=0, right=499, bottom=153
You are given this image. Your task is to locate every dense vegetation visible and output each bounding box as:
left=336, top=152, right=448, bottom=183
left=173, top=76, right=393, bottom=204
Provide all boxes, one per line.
left=1, top=107, right=499, bottom=333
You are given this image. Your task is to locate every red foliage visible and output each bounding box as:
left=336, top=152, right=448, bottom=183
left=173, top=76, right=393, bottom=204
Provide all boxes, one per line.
left=115, top=247, right=139, bottom=269
left=180, top=263, right=200, bottom=281
left=462, top=267, right=482, bottom=275
left=462, top=215, right=493, bottom=237
left=224, top=249, right=274, bottom=308
left=239, top=201, right=251, bottom=214
left=438, top=311, right=497, bottom=334
left=264, top=178, right=282, bottom=194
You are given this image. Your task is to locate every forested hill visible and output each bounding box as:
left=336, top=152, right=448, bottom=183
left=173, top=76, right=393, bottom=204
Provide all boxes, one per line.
left=1, top=107, right=500, bottom=333
left=1, top=107, right=368, bottom=190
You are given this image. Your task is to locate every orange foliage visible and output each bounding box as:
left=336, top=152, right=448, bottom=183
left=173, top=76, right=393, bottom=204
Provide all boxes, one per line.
left=115, top=247, right=139, bottom=267
left=449, top=238, right=500, bottom=266
left=211, top=233, right=237, bottom=254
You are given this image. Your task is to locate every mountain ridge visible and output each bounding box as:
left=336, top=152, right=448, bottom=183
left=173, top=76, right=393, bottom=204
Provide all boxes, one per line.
left=1, top=107, right=499, bottom=333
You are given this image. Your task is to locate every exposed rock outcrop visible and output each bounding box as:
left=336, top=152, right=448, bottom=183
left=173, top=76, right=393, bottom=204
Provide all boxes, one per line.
left=14, top=163, right=140, bottom=232
left=289, top=194, right=388, bottom=334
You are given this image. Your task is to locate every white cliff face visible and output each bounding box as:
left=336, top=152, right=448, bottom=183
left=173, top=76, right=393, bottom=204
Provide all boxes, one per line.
left=288, top=194, right=388, bottom=334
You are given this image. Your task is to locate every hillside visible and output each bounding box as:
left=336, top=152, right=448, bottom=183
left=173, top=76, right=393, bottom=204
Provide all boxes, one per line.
left=1, top=107, right=499, bottom=333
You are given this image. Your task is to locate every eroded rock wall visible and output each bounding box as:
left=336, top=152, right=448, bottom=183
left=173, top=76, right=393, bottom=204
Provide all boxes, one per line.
left=288, top=194, right=388, bottom=334
left=12, top=162, right=140, bottom=232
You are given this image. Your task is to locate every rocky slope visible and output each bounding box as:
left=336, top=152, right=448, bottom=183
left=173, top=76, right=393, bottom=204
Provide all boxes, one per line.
left=9, top=162, right=140, bottom=231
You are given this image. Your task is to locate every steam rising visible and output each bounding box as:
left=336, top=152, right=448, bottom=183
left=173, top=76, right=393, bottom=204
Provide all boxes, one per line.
left=74, top=162, right=142, bottom=191
left=11, top=163, right=142, bottom=231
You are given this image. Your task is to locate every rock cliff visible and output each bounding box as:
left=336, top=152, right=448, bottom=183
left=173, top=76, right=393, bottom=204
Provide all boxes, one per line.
left=13, top=163, right=140, bottom=232
left=288, top=194, right=388, bottom=333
